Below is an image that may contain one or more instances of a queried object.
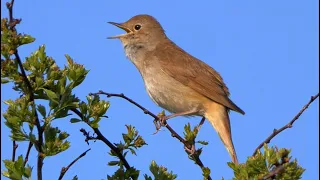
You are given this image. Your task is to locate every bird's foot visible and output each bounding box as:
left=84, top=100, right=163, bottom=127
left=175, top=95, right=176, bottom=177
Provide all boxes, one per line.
left=158, top=115, right=168, bottom=126
left=157, top=110, right=168, bottom=126
left=152, top=111, right=168, bottom=135
left=152, top=119, right=162, bottom=135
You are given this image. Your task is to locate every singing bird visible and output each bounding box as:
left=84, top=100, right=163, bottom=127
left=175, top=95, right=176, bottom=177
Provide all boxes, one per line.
left=108, top=15, right=245, bottom=164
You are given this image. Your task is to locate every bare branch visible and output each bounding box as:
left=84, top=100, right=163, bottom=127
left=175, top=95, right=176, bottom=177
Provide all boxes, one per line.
left=58, top=149, right=91, bottom=180
left=91, top=90, right=212, bottom=180
left=71, top=108, right=132, bottom=171
left=90, top=91, right=189, bottom=147
left=24, top=142, right=33, bottom=166
left=11, top=141, right=18, bottom=161
left=261, top=165, right=285, bottom=180
left=253, top=93, right=319, bottom=156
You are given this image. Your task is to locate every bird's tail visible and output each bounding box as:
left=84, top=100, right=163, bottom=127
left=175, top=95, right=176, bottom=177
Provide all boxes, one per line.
left=204, top=102, right=238, bottom=164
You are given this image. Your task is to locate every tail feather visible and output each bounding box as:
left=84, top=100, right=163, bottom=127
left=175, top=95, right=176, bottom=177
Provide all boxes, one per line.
left=204, top=102, right=238, bottom=164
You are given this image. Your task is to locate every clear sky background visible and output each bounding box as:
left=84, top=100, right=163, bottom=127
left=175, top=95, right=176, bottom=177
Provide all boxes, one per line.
left=1, top=0, right=319, bottom=179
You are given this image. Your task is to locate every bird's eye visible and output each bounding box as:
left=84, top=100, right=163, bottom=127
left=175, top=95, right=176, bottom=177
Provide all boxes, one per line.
left=134, top=24, right=141, bottom=30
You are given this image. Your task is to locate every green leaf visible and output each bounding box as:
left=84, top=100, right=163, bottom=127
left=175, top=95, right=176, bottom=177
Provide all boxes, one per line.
left=43, top=125, right=70, bottom=156
left=1, top=78, right=10, bottom=84
left=54, top=108, right=71, bottom=119
left=202, top=167, right=211, bottom=179
left=41, top=88, right=59, bottom=104
left=90, top=122, right=99, bottom=128
left=128, top=148, right=137, bottom=156
left=134, top=136, right=147, bottom=148
left=58, top=132, right=69, bottom=140
left=2, top=155, right=31, bottom=179
left=79, top=102, right=88, bottom=114
left=20, top=35, right=35, bottom=45
left=107, top=167, right=140, bottom=180
left=144, top=174, right=153, bottom=180
left=70, top=118, right=82, bottom=123
left=229, top=145, right=304, bottom=179
left=108, top=161, right=120, bottom=166
left=197, top=140, right=209, bottom=145
left=149, top=160, right=177, bottom=180
left=90, top=117, right=101, bottom=128
left=37, top=104, right=46, bottom=118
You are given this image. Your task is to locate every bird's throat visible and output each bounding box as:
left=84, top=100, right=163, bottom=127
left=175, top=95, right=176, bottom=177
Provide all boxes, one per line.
left=123, top=43, right=145, bottom=64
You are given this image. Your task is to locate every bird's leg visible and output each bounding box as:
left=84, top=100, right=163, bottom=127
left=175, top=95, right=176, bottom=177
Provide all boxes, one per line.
left=158, top=108, right=199, bottom=126
left=196, top=117, right=206, bottom=131
left=152, top=108, right=199, bottom=135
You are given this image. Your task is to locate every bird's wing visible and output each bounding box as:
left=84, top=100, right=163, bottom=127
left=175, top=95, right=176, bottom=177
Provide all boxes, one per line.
left=155, top=41, right=245, bottom=115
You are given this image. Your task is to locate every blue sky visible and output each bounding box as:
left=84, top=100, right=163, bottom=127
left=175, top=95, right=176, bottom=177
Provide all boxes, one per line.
left=1, top=0, right=319, bottom=179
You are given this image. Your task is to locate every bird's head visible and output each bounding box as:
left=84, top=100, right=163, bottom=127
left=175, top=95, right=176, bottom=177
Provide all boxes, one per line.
left=108, top=14, right=166, bottom=47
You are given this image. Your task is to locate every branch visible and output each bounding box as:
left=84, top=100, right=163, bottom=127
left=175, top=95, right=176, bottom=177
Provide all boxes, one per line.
left=58, top=149, right=91, bottom=180
left=6, top=0, right=21, bottom=30
left=253, top=93, right=319, bottom=156
left=6, top=1, right=44, bottom=179
left=11, top=141, right=18, bottom=161
left=90, top=91, right=189, bottom=148
left=24, top=142, right=33, bottom=166
left=70, top=108, right=132, bottom=170
left=91, top=91, right=212, bottom=180
left=261, top=165, right=285, bottom=180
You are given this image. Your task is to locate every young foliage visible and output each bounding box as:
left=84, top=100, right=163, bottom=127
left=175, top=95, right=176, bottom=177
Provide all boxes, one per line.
left=107, top=125, right=147, bottom=167
left=228, top=144, right=305, bottom=180
left=144, top=161, right=177, bottom=180
left=2, top=155, right=32, bottom=180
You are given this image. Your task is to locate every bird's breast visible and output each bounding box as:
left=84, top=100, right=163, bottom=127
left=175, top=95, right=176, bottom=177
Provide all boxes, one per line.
left=142, top=66, right=208, bottom=115
left=123, top=43, right=208, bottom=115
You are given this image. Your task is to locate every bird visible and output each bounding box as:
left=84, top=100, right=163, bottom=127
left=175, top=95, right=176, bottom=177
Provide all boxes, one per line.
left=108, top=14, right=245, bottom=164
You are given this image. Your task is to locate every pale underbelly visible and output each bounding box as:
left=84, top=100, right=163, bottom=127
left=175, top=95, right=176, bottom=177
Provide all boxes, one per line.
left=143, top=72, right=209, bottom=115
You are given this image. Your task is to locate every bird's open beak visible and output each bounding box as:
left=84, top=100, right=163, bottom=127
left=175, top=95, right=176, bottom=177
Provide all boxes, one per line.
left=108, top=22, right=132, bottom=39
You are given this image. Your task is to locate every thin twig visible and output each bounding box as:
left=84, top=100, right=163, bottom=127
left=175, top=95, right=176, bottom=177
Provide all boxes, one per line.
left=58, top=149, right=91, bottom=180
left=7, top=0, right=14, bottom=23
left=262, top=165, right=285, bottom=180
left=6, top=1, right=44, bottom=179
left=24, top=142, right=33, bottom=166
left=70, top=108, right=132, bottom=170
left=91, top=91, right=212, bottom=180
left=253, top=93, right=319, bottom=156
left=12, top=141, right=18, bottom=161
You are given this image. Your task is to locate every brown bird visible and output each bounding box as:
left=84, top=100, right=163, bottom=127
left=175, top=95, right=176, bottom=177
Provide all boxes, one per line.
left=108, top=15, right=245, bottom=164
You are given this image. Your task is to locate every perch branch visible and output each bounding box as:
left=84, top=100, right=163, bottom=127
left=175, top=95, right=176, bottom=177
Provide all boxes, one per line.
left=91, top=90, right=212, bottom=180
